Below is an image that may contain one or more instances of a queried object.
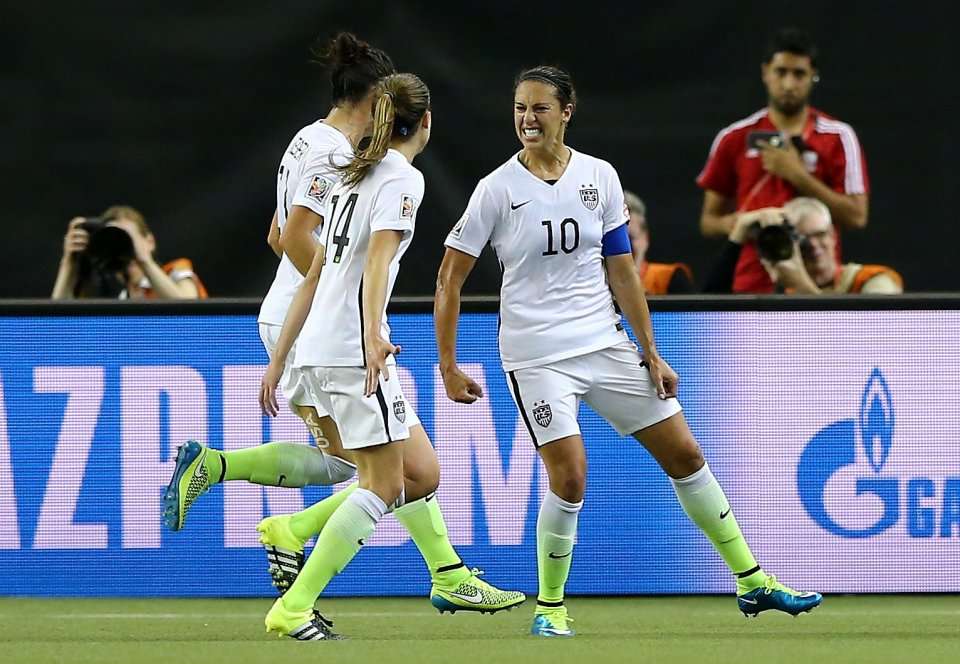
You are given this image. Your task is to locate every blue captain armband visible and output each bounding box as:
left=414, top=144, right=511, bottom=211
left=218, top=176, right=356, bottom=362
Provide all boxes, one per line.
left=601, top=223, right=632, bottom=257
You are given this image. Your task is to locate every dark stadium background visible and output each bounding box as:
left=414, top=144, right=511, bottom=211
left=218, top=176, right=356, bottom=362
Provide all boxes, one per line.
left=3, top=2, right=950, bottom=297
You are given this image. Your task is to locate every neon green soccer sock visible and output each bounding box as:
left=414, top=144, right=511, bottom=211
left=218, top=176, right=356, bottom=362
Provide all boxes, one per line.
left=536, top=491, right=583, bottom=605
left=393, top=493, right=470, bottom=586
left=670, top=462, right=765, bottom=593
left=204, top=443, right=356, bottom=488
left=282, top=488, right=386, bottom=612
left=286, top=483, right=359, bottom=542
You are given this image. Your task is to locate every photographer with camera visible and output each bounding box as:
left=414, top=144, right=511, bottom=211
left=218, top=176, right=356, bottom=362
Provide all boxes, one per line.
left=702, top=198, right=901, bottom=294
left=697, top=27, right=870, bottom=293
left=51, top=205, right=207, bottom=300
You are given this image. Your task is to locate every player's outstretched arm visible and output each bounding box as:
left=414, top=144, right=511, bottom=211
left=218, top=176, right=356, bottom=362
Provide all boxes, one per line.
left=605, top=253, right=678, bottom=399
left=260, top=244, right=325, bottom=416
left=361, top=229, right=403, bottom=397
left=434, top=247, right=484, bottom=403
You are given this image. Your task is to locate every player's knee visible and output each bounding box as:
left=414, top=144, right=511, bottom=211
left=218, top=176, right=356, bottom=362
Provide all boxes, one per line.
left=551, top=466, right=586, bottom=503
left=366, top=476, right=405, bottom=508
left=668, top=442, right=705, bottom=479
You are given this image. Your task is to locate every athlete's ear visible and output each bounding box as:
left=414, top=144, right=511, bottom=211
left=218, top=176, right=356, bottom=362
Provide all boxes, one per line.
left=421, top=110, right=431, bottom=130
left=562, top=103, right=573, bottom=124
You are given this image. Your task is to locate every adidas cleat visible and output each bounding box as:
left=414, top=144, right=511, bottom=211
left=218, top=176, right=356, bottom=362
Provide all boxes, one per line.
left=162, top=440, right=212, bottom=532
left=738, top=575, right=822, bottom=617
left=531, top=606, right=574, bottom=637
left=256, top=515, right=306, bottom=595
left=265, top=598, right=341, bottom=641
left=430, top=568, right=525, bottom=615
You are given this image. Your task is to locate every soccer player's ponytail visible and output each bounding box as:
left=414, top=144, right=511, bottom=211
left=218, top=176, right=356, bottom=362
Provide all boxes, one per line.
left=339, top=73, right=430, bottom=187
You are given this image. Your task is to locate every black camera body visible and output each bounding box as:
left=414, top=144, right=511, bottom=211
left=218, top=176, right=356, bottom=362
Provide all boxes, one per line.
left=79, top=217, right=135, bottom=270
left=749, top=218, right=802, bottom=262
left=75, top=216, right=136, bottom=297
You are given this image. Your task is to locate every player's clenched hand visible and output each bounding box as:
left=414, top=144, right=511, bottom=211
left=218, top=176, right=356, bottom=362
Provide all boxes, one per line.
left=259, top=360, right=283, bottom=417
left=364, top=334, right=401, bottom=397
left=441, top=365, right=484, bottom=404
left=645, top=353, right=679, bottom=400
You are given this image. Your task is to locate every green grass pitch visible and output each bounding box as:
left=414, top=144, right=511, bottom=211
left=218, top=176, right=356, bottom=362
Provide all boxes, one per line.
left=1, top=595, right=957, bottom=664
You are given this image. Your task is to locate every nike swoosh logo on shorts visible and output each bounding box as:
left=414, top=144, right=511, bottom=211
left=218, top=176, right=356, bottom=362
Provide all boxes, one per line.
left=448, top=589, right=484, bottom=604
left=510, top=200, right=531, bottom=210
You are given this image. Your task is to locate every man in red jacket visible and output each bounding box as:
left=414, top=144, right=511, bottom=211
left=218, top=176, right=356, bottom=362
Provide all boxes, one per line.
left=697, top=27, right=870, bottom=293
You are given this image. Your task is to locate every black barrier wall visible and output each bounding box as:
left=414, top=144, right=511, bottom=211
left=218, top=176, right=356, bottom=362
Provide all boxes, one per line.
left=4, top=2, right=951, bottom=297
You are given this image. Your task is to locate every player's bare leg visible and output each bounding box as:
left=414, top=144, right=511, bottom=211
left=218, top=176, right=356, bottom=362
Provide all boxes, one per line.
left=635, top=411, right=822, bottom=616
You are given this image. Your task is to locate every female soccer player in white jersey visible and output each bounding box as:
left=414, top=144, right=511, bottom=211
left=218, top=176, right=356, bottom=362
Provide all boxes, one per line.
left=258, top=73, right=524, bottom=640
left=435, top=65, right=822, bottom=637
left=163, top=33, right=391, bottom=533
left=163, top=36, right=520, bottom=629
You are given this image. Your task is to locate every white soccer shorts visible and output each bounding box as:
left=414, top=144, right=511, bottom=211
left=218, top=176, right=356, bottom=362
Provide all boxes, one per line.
left=505, top=341, right=682, bottom=447
left=258, top=322, right=323, bottom=411
left=299, top=365, right=420, bottom=450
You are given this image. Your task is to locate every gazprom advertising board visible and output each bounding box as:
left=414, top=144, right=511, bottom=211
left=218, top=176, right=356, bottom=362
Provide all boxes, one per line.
left=0, top=304, right=957, bottom=596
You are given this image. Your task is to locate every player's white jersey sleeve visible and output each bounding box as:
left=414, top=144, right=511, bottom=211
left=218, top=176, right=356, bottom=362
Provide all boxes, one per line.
left=370, top=170, right=424, bottom=237
left=444, top=179, right=500, bottom=257
left=600, top=161, right=630, bottom=234
left=291, top=151, right=342, bottom=217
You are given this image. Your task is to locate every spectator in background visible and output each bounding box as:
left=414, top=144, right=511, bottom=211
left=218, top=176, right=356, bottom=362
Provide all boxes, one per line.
left=624, top=191, right=695, bottom=294
left=702, top=198, right=901, bottom=294
left=52, top=205, right=207, bottom=299
left=697, top=27, right=869, bottom=293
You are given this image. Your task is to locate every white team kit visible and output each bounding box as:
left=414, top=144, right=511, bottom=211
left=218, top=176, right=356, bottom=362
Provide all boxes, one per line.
left=258, top=121, right=352, bottom=408
left=293, top=149, right=422, bottom=449
left=445, top=147, right=681, bottom=446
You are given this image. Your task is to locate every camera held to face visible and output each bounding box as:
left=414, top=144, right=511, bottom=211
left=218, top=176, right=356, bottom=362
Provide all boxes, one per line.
left=748, top=216, right=804, bottom=262
left=76, top=217, right=136, bottom=297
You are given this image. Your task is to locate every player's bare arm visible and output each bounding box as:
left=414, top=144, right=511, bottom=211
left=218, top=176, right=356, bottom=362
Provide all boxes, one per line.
left=267, top=210, right=281, bottom=258
left=279, top=205, right=323, bottom=275
left=434, top=247, right=484, bottom=404
left=700, top=190, right=738, bottom=237
left=259, top=243, right=326, bottom=416
left=362, top=229, right=403, bottom=397
left=605, top=252, right=678, bottom=399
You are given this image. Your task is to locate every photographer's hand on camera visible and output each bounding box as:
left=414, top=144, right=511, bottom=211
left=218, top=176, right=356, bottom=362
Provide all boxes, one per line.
left=729, top=207, right=784, bottom=244
left=51, top=218, right=91, bottom=299
left=760, top=244, right=820, bottom=294
left=109, top=219, right=199, bottom=299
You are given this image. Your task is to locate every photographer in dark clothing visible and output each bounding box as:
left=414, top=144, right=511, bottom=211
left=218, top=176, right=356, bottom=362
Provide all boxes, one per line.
left=51, top=205, right=207, bottom=299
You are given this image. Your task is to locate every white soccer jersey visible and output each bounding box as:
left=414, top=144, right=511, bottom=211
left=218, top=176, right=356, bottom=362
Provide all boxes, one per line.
left=258, top=121, right=353, bottom=325
left=294, top=149, right=423, bottom=368
left=445, top=147, right=630, bottom=371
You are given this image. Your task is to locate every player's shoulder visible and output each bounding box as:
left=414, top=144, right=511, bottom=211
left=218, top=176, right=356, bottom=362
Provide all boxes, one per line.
left=571, top=147, right=617, bottom=175
left=373, top=151, right=425, bottom=193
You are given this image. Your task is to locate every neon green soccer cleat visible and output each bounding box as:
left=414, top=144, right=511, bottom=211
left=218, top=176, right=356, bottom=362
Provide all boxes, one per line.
left=264, top=597, right=341, bottom=641
left=162, top=440, right=213, bottom=531
left=430, top=568, right=526, bottom=615
left=256, top=515, right=307, bottom=595
left=530, top=605, right=575, bottom=637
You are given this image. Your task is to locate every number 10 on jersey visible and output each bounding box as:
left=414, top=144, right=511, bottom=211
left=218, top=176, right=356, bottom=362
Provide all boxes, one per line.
left=542, top=218, right=580, bottom=256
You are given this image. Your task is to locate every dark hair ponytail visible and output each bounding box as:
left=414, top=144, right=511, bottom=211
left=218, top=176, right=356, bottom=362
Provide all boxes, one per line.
left=312, top=32, right=395, bottom=105
left=338, top=73, right=431, bottom=187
